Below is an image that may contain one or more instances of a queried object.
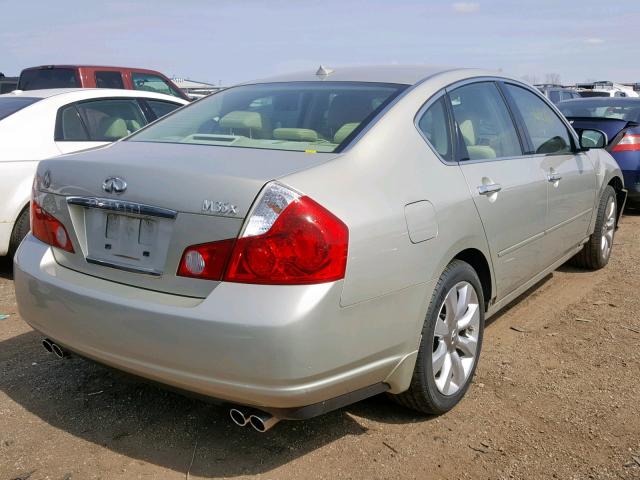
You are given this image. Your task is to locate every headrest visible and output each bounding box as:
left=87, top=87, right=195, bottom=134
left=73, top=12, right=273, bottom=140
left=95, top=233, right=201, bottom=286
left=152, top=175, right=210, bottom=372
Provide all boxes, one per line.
left=327, top=95, right=372, bottom=131
left=333, top=123, right=360, bottom=144
left=273, top=128, right=318, bottom=142
left=99, top=117, right=128, bottom=139
left=459, top=119, right=475, bottom=145
left=219, top=111, right=263, bottom=130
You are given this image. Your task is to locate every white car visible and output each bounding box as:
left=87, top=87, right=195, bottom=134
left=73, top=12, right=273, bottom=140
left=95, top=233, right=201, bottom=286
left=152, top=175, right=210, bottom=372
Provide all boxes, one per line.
left=0, top=88, right=187, bottom=258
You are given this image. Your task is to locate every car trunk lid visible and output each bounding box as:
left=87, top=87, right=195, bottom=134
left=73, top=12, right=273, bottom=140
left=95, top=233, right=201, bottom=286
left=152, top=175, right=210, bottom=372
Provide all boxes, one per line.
left=37, top=141, right=337, bottom=297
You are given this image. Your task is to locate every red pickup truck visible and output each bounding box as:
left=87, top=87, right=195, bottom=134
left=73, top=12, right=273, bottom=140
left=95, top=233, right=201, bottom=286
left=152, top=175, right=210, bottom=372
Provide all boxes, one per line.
left=17, top=65, right=189, bottom=101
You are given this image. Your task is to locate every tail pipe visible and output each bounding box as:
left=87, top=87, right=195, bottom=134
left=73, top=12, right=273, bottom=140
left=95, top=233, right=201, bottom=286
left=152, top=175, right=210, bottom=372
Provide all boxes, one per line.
left=229, top=408, right=280, bottom=432
left=42, top=338, right=70, bottom=359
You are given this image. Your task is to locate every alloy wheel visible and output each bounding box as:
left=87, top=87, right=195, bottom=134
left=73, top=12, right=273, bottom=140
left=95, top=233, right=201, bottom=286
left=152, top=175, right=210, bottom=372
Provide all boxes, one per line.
left=432, top=281, right=481, bottom=396
left=601, top=196, right=616, bottom=260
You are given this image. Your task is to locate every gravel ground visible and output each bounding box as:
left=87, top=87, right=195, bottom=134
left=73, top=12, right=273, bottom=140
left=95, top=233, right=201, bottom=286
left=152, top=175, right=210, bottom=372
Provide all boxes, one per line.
left=1, top=212, right=639, bottom=480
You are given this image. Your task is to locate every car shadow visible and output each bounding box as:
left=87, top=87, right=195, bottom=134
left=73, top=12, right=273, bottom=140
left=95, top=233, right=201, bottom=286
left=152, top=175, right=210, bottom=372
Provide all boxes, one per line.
left=0, top=331, right=431, bottom=477
left=0, top=256, right=13, bottom=280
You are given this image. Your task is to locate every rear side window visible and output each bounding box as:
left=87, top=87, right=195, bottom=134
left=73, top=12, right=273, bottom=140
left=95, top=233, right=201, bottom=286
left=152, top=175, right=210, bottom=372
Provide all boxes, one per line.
left=132, top=72, right=181, bottom=98
left=448, top=82, right=522, bottom=161
left=95, top=71, right=125, bottom=89
left=145, top=99, right=182, bottom=119
left=417, top=96, right=453, bottom=162
left=18, top=68, right=80, bottom=90
left=504, top=84, right=573, bottom=155
left=0, top=97, right=41, bottom=121
left=56, top=98, right=148, bottom=141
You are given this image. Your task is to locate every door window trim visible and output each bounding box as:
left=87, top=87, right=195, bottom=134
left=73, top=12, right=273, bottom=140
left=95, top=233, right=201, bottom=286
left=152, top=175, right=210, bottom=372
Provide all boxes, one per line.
left=413, top=90, right=457, bottom=165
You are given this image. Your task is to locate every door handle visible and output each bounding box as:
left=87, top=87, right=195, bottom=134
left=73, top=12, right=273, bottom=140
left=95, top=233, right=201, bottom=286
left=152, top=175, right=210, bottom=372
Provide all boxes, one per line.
left=478, top=183, right=502, bottom=195
left=547, top=173, right=562, bottom=182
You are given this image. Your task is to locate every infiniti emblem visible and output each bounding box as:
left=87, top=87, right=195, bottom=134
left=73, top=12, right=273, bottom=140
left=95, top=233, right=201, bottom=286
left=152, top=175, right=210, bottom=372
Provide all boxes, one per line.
left=103, top=177, right=127, bottom=194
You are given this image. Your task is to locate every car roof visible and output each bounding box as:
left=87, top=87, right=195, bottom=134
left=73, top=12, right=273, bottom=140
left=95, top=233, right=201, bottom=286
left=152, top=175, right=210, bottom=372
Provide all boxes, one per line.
left=0, top=88, right=188, bottom=104
left=247, top=65, right=498, bottom=86
left=21, top=65, right=166, bottom=74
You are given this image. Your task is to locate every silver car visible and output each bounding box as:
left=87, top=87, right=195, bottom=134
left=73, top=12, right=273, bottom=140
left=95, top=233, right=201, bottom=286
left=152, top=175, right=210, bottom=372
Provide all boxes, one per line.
left=14, top=66, right=625, bottom=432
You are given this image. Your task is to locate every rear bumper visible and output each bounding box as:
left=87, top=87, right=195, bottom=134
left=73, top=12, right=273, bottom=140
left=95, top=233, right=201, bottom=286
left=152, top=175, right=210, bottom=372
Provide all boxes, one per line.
left=621, top=170, right=640, bottom=201
left=14, top=235, right=426, bottom=411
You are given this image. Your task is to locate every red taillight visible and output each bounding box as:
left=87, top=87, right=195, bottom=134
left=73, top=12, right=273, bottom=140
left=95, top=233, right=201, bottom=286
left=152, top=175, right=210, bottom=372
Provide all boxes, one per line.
left=224, top=196, right=348, bottom=285
left=31, top=200, right=74, bottom=252
left=177, top=239, right=235, bottom=280
left=177, top=184, right=349, bottom=285
left=612, top=133, right=640, bottom=152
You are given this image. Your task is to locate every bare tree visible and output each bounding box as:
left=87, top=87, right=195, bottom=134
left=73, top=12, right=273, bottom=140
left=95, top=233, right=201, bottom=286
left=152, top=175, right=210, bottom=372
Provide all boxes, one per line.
left=522, top=74, right=539, bottom=85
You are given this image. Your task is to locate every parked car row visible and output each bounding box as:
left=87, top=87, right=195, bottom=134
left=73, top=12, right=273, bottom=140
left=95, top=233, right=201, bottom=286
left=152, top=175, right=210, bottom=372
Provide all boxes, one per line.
left=5, top=65, right=629, bottom=432
left=536, top=81, right=640, bottom=105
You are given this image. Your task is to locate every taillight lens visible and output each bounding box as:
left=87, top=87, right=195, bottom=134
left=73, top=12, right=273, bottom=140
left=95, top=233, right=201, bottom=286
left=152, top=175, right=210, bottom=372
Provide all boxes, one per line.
left=177, top=239, right=235, bottom=280
left=31, top=199, right=74, bottom=252
left=612, top=133, right=640, bottom=152
left=177, top=183, right=349, bottom=285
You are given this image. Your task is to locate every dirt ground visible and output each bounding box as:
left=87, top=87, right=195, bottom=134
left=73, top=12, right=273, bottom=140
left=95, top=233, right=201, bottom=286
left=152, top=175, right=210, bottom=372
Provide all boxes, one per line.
left=1, top=213, right=639, bottom=480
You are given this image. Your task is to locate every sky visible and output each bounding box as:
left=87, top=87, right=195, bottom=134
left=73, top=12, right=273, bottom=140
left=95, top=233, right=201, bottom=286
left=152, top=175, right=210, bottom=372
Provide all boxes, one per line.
left=1, top=0, right=638, bottom=86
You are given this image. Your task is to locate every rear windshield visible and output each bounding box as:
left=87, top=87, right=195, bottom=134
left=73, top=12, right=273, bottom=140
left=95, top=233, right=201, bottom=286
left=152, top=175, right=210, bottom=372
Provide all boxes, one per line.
left=578, top=91, right=610, bottom=98
left=558, top=100, right=640, bottom=122
left=18, top=68, right=80, bottom=90
left=0, top=97, right=41, bottom=121
left=129, top=82, right=406, bottom=152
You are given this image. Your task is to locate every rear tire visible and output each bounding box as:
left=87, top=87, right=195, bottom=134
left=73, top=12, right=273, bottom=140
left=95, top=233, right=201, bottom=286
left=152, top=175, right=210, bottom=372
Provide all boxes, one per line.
left=569, top=186, right=616, bottom=270
left=8, top=207, right=30, bottom=259
left=392, top=260, right=485, bottom=415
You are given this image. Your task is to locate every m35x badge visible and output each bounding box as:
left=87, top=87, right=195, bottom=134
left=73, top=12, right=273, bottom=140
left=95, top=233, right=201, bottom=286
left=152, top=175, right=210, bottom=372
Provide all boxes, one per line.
left=202, top=200, right=238, bottom=216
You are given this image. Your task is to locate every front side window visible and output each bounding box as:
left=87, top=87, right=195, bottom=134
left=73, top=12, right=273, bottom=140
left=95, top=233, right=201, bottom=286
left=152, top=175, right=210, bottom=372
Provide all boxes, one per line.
left=56, top=98, right=148, bottom=141
left=417, top=96, right=453, bottom=161
left=130, top=82, right=406, bottom=153
left=18, top=68, right=80, bottom=90
left=448, top=82, right=522, bottom=161
left=95, top=71, right=125, bottom=89
left=132, top=72, right=181, bottom=98
left=505, top=84, right=573, bottom=155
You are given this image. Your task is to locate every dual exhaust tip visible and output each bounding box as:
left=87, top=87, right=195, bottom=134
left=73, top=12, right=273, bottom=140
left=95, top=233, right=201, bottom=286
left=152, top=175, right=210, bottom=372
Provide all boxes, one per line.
left=42, top=338, right=70, bottom=359
left=229, top=408, right=280, bottom=432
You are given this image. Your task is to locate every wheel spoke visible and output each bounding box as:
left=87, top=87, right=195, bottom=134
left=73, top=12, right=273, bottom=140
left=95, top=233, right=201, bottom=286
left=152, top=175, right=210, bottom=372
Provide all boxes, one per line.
left=457, top=335, right=478, bottom=358
left=457, top=303, right=479, bottom=331
left=432, top=342, right=447, bottom=374
left=450, top=351, right=465, bottom=390
left=435, top=317, right=449, bottom=337
left=435, top=352, right=452, bottom=392
left=443, top=290, right=458, bottom=327
left=455, top=283, right=472, bottom=320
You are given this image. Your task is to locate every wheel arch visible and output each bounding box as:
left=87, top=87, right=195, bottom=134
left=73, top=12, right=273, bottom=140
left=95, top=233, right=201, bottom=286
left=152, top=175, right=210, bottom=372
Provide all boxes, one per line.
left=607, top=175, right=626, bottom=222
left=452, top=248, right=493, bottom=311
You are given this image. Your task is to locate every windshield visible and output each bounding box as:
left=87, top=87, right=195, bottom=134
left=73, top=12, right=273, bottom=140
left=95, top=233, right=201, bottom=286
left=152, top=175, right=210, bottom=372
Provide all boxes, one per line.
left=558, top=100, right=640, bottom=122
left=129, top=82, right=406, bottom=152
left=0, top=97, right=41, bottom=121
left=18, top=68, right=80, bottom=90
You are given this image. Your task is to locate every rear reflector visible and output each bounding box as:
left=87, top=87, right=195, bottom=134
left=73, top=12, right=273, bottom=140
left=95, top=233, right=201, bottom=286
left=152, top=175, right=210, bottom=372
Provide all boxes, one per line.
left=612, top=133, right=640, bottom=152
left=31, top=199, right=74, bottom=253
left=177, top=183, right=349, bottom=285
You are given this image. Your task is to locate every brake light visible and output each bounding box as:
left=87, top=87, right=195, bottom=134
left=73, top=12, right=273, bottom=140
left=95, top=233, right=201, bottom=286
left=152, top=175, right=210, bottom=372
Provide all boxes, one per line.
left=612, top=133, right=640, bottom=152
left=31, top=199, right=74, bottom=252
left=177, top=183, right=349, bottom=285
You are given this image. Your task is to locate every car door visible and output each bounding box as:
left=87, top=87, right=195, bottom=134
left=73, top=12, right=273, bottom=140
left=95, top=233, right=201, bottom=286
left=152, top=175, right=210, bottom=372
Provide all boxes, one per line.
left=449, top=81, right=548, bottom=299
left=55, top=98, right=149, bottom=154
left=501, top=83, right=597, bottom=264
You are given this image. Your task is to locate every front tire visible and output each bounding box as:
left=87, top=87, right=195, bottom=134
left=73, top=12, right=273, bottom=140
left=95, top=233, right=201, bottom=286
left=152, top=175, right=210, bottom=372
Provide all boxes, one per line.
left=570, top=186, right=617, bottom=270
left=392, top=260, right=484, bottom=414
left=8, top=207, right=30, bottom=259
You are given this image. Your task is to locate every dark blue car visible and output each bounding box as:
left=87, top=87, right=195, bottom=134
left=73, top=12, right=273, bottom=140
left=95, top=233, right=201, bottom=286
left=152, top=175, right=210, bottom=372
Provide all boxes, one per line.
left=558, top=98, right=640, bottom=206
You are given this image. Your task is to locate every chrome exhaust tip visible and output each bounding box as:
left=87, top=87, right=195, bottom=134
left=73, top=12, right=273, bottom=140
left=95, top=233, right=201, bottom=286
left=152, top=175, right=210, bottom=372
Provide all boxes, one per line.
left=51, top=343, right=69, bottom=359
left=248, top=412, right=280, bottom=433
left=229, top=408, right=249, bottom=427
left=42, top=339, right=53, bottom=353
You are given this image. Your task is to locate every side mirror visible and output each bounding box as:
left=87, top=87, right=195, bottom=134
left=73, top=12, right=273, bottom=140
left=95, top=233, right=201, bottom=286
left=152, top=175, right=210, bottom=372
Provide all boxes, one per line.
left=578, top=129, right=608, bottom=150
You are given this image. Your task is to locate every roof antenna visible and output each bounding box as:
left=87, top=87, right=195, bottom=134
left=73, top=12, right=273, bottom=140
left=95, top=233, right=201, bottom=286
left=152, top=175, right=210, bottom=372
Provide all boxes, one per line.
left=316, top=65, right=334, bottom=77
